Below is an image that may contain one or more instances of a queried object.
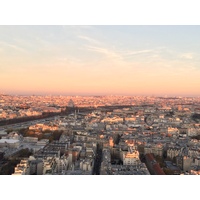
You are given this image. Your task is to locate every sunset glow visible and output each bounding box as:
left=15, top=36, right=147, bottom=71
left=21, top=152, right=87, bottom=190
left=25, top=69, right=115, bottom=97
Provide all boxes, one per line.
left=1, top=25, right=200, bottom=96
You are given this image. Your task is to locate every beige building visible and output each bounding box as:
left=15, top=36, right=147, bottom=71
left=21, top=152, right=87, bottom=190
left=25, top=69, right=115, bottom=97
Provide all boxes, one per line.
left=123, top=146, right=140, bottom=165
left=144, top=144, right=163, bottom=157
left=183, top=156, right=192, bottom=172
left=167, top=148, right=181, bottom=159
left=23, top=137, right=38, bottom=143
left=12, top=159, right=30, bottom=175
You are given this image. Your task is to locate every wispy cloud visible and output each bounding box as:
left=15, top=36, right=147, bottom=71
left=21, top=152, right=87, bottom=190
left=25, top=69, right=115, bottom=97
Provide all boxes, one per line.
left=78, top=34, right=124, bottom=60
left=78, top=32, right=162, bottom=63
left=123, top=49, right=154, bottom=56
left=86, top=45, right=122, bottom=59
left=180, top=53, right=194, bottom=59
left=85, top=44, right=163, bottom=65
left=0, top=41, right=25, bottom=52
left=78, top=35, right=101, bottom=45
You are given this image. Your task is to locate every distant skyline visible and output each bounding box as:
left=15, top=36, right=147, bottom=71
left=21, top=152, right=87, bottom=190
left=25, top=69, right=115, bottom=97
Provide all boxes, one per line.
left=1, top=25, right=200, bottom=97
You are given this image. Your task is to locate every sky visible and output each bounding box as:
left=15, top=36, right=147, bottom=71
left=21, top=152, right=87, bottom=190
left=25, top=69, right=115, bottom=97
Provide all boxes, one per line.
left=1, top=25, right=200, bottom=96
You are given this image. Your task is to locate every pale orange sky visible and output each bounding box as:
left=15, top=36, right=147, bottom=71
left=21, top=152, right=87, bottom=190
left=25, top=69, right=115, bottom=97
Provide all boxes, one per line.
left=1, top=25, right=200, bottom=96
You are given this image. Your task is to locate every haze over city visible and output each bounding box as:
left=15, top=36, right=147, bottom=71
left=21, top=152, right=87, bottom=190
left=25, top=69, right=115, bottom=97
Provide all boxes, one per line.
left=2, top=0, right=200, bottom=199
left=1, top=25, right=200, bottom=96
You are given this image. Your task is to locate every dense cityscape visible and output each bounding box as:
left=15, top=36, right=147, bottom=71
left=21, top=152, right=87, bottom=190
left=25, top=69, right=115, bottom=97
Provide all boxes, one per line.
left=1, top=94, right=200, bottom=175
left=1, top=7, right=200, bottom=200
left=1, top=25, right=200, bottom=177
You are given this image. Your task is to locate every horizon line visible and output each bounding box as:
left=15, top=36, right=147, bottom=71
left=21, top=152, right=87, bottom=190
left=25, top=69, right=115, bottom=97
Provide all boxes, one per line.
left=1, top=92, right=200, bottom=98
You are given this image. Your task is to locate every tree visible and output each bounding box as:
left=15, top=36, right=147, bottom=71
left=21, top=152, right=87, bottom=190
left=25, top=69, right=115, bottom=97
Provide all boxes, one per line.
left=6, top=129, right=13, bottom=134
left=0, top=159, right=20, bottom=175
left=163, top=167, right=174, bottom=175
left=15, top=148, right=32, bottom=158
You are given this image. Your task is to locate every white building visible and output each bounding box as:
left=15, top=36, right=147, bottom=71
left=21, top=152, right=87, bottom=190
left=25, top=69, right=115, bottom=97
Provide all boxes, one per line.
left=36, top=139, right=49, bottom=146
left=28, top=156, right=43, bottom=175
left=80, top=158, right=94, bottom=172
left=0, top=139, right=20, bottom=148
left=54, top=156, right=69, bottom=174
left=0, top=129, right=7, bottom=136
